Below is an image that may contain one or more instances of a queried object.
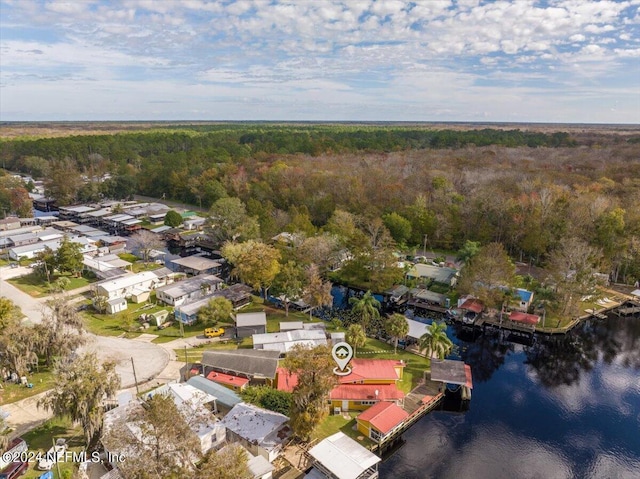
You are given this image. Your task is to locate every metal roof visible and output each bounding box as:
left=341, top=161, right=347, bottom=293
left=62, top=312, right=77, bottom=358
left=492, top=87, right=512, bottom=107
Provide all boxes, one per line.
left=406, top=318, right=430, bottom=340
left=308, top=432, right=380, bottom=479
left=155, top=274, right=221, bottom=299
left=171, top=255, right=221, bottom=271
left=431, top=359, right=473, bottom=388
left=220, top=403, right=289, bottom=446
left=236, top=312, right=267, bottom=327
left=187, top=376, right=242, bottom=409
left=201, top=349, right=279, bottom=379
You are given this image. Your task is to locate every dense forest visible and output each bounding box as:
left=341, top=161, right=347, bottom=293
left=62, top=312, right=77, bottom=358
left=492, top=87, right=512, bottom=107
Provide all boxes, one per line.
left=1, top=124, right=639, bottom=288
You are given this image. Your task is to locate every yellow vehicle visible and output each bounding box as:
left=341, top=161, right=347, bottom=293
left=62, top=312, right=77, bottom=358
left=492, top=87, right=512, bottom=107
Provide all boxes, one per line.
left=204, top=327, right=225, bottom=338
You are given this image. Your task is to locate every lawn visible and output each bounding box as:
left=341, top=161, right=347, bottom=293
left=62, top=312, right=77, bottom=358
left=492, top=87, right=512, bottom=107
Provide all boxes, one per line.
left=22, top=417, right=85, bottom=479
left=312, top=412, right=374, bottom=449
left=7, top=271, right=95, bottom=297
left=0, top=360, right=55, bottom=404
left=357, top=338, right=429, bottom=393
left=173, top=337, right=252, bottom=363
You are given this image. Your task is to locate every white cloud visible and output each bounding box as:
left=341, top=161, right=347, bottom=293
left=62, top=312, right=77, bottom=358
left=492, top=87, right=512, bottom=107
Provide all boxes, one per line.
left=1, top=0, right=639, bottom=122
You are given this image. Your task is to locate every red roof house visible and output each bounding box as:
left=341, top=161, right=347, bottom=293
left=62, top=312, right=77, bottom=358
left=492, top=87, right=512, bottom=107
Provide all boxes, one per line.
left=509, top=311, right=540, bottom=325
left=338, top=359, right=404, bottom=384
left=356, top=401, right=409, bottom=442
left=206, top=370, right=249, bottom=391
left=459, top=298, right=483, bottom=314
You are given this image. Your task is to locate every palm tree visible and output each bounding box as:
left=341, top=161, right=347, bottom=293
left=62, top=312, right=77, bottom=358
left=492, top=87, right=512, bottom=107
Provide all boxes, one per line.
left=345, top=324, right=367, bottom=357
left=419, top=321, right=453, bottom=359
left=385, top=313, right=409, bottom=354
left=349, top=290, right=380, bottom=332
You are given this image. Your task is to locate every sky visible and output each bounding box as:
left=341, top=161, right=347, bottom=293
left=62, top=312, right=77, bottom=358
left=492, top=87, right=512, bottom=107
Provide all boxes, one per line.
left=1, top=0, right=639, bottom=123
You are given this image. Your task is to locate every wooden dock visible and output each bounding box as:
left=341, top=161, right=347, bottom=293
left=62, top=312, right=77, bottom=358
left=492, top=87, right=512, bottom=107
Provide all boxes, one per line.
left=372, top=374, right=444, bottom=454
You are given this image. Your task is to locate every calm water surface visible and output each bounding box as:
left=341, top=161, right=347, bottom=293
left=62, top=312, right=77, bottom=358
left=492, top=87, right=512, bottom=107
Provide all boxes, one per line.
left=380, top=315, right=640, bottom=479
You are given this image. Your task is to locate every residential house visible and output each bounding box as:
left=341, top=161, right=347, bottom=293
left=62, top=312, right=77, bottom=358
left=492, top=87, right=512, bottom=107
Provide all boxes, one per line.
left=170, top=255, right=222, bottom=276
left=406, top=263, right=458, bottom=287
left=220, top=403, right=291, bottom=462
left=356, top=401, right=409, bottom=444
left=205, top=370, right=249, bottom=392
left=305, top=432, right=380, bottom=479
left=252, top=329, right=327, bottom=356
left=514, top=288, right=534, bottom=311
left=173, top=284, right=253, bottom=324
left=155, top=274, right=222, bottom=306
left=201, top=349, right=280, bottom=386
left=0, top=217, right=21, bottom=231
left=236, top=312, right=267, bottom=338
left=330, top=359, right=405, bottom=411
left=94, top=271, right=158, bottom=301
left=146, top=382, right=225, bottom=454
left=187, top=376, right=242, bottom=415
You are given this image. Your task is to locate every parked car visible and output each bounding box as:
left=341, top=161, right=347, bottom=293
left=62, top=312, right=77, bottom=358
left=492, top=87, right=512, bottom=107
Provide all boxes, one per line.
left=0, top=461, right=28, bottom=479
left=38, top=472, right=53, bottom=479
left=204, top=327, right=225, bottom=338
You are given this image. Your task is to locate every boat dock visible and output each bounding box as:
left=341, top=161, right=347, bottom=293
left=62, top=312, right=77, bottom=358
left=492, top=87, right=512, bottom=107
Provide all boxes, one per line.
left=372, top=373, right=444, bottom=454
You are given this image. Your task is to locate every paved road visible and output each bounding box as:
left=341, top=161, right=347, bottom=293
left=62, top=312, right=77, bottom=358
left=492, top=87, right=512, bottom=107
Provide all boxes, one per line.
left=0, top=265, right=170, bottom=432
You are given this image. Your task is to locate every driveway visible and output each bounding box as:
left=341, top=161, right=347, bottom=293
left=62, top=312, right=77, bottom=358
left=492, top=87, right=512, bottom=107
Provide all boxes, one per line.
left=0, top=265, right=169, bottom=389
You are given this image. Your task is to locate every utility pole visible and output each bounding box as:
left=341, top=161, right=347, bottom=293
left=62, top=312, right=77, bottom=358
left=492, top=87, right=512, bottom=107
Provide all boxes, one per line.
left=131, top=357, right=140, bottom=396
left=423, top=234, right=428, bottom=257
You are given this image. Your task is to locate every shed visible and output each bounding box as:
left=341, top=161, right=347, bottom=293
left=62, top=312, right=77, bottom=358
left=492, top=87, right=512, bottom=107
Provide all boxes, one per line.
left=356, top=401, right=409, bottom=443
left=406, top=318, right=430, bottom=340
left=106, top=297, right=127, bottom=314
left=235, top=312, right=267, bottom=338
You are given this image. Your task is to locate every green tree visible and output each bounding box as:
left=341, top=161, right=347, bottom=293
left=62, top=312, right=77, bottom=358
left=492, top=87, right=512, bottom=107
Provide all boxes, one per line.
left=385, top=313, right=409, bottom=354
left=206, top=197, right=260, bottom=245
left=223, top=241, right=281, bottom=298
left=456, top=240, right=481, bottom=264
left=38, top=353, right=120, bottom=446
left=302, top=264, right=333, bottom=319
left=382, top=212, right=412, bottom=245
left=56, top=237, right=83, bottom=276
left=43, top=158, right=83, bottom=206
left=92, top=294, right=109, bottom=314
left=272, top=261, right=305, bottom=317
left=349, top=290, right=381, bottom=331
left=34, top=246, right=57, bottom=282
left=419, top=322, right=453, bottom=360
left=457, top=242, right=516, bottom=308
left=345, top=323, right=367, bottom=356
left=240, top=386, right=292, bottom=415
left=198, top=297, right=234, bottom=326
left=197, top=444, right=251, bottom=479
left=35, top=297, right=85, bottom=366
left=283, top=344, right=336, bottom=441
left=0, top=297, right=20, bottom=331
left=103, top=393, right=202, bottom=478
left=164, top=210, right=183, bottom=227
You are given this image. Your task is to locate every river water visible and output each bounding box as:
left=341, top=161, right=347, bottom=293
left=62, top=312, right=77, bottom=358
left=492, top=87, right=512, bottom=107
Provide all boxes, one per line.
left=379, top=315, right=640, bottom=479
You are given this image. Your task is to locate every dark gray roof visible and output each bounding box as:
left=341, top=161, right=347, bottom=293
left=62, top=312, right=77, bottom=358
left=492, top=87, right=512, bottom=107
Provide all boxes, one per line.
left=431, top=359, right=471, bottom=387
left=201, top=349, right=280, bottom=379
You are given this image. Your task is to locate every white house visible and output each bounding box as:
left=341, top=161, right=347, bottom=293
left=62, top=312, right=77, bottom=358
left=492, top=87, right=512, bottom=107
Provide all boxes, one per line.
left=155, top=274, right=222, bottom=306
left=252, top=329, right=328, bottom=356
left=146, top=382, right=225, bottom=454
left=94, top=271, right=158, bottom=300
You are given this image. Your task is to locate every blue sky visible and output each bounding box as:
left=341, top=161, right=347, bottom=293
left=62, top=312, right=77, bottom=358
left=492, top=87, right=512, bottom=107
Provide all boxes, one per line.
left=1, top=0, right=639, bottom=123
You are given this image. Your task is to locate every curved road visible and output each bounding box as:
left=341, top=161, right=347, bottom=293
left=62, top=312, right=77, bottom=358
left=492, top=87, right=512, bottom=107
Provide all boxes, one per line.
left=0, top=265, right=169, bottom=390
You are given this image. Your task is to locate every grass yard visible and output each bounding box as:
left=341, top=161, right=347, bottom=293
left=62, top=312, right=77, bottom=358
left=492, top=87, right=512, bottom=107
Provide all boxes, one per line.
left=22, top=417, right=85, bottom=479
left=0, top=360, right=55, bottom=404
left=8, top=272, right=95, bottom=297
left=312, top=412, right=374, bottom=449
left=131, top=261, right=162, bottom=273
left=357, top=338, right=429, bottom=393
